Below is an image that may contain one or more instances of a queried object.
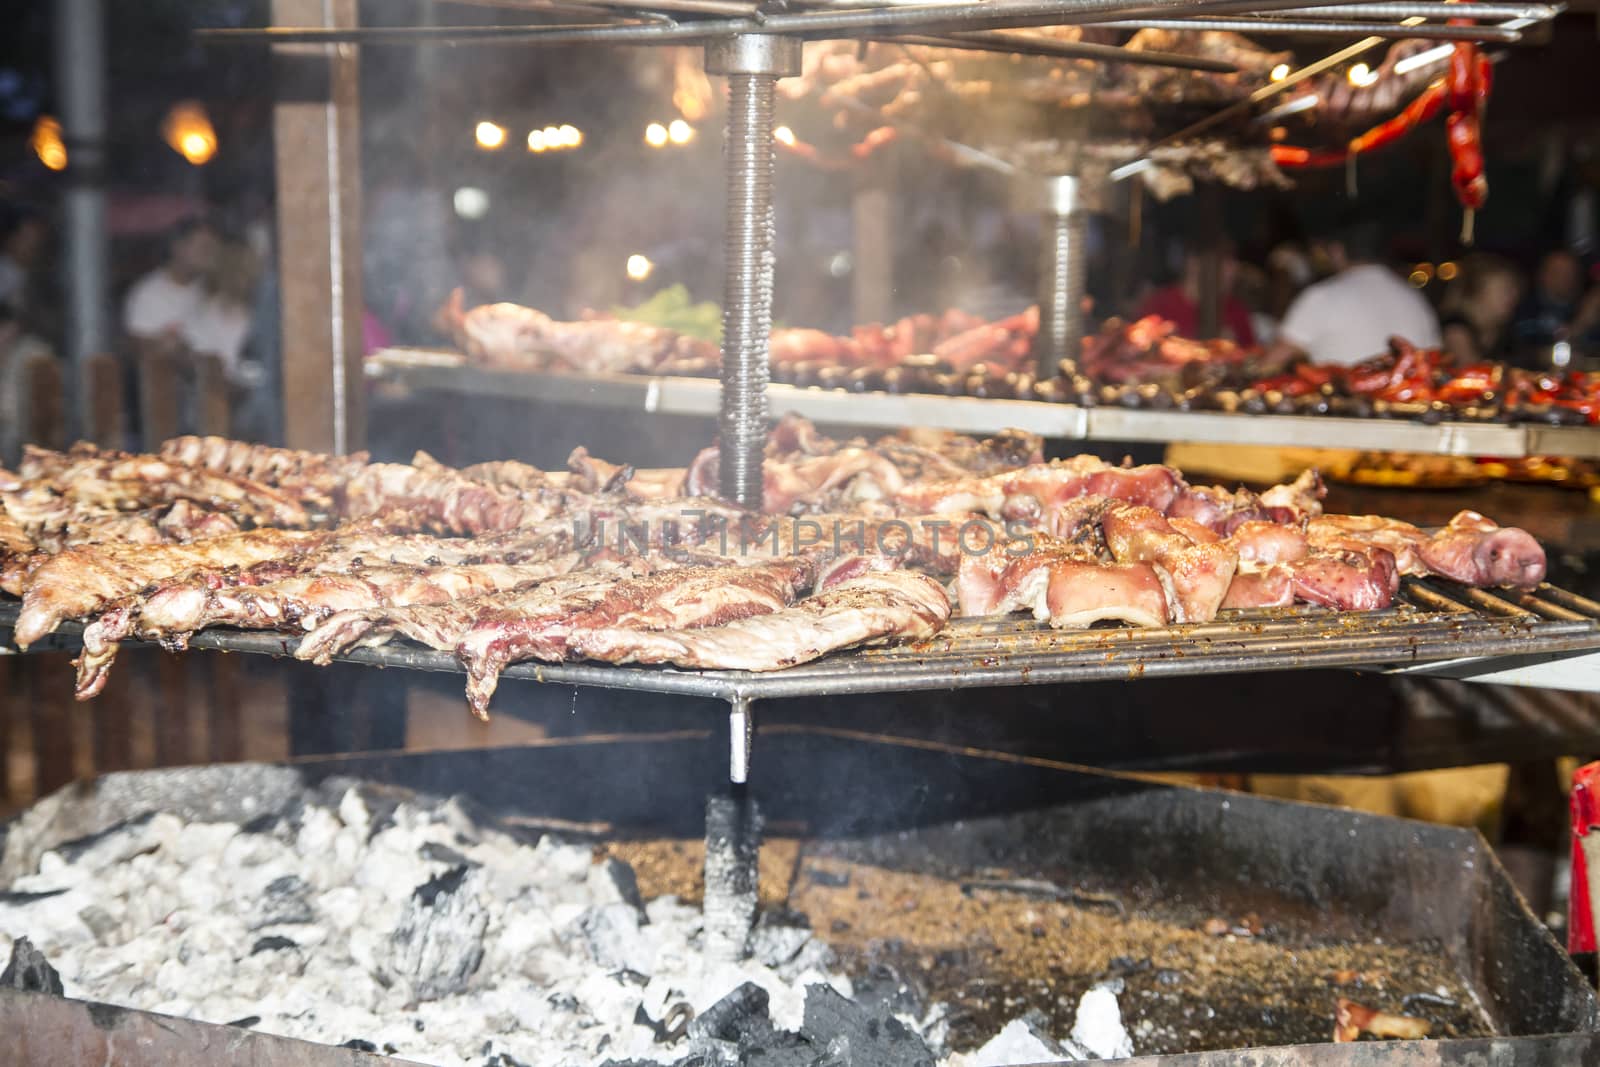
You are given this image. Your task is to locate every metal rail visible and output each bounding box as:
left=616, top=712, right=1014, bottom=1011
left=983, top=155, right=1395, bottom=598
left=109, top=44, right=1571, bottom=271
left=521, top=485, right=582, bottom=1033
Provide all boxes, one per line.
left=8, top=578, right=1600, bottom=781
left=195, top=0, right=1543, bottom=44
left=366, top=355, right=1600, bottom=459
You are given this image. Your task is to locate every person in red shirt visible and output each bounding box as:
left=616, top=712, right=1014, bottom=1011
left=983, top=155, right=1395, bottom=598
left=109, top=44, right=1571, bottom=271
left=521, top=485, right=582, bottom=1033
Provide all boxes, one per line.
left=1134, top=244, right=1257, bottom=346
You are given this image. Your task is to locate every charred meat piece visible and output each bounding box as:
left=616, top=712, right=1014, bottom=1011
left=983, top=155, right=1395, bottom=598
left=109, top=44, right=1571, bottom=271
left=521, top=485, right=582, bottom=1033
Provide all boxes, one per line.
left=564, top=571, right=950, bottom=671
left=14, top=528, right=331, bottom=649
left=74, top=555, right=584, bottom=700
left=456, top=558, right=816, bottom=716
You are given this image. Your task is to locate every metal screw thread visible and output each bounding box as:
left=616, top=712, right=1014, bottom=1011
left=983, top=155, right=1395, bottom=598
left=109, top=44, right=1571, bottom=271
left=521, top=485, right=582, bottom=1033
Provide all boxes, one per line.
left=718, top=72, right=778, bottom=508
left=1038, top=209, right=1088, bottom=378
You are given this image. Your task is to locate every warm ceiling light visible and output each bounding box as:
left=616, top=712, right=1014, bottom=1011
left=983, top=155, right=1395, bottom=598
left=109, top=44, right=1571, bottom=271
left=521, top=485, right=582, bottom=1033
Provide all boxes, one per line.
left=1408, top=270, right=1429, bottom=288
left=527, top=129, right=547, bottom=152
left=559, top=124, right=582, bottom=148
left=475, top=121, right=507, bottom=149
left=667, top=119, right=693, bottom=145
left=626, top=254, right=654, bottom=281
left=1269, top=63, right=1291, bottom=82
left=1347, top=62, right=1379, bottom=88
left=453, top=186, right=490, bottom=220
left=773, top=125, right=797, bottom=146
left=163, top=101, right=217, bottom=166
left=644, top=122, right=669, bottom=148
left=1438, top=261, right=1459, bottom=281
left=31, top=115, right=66, bottom=171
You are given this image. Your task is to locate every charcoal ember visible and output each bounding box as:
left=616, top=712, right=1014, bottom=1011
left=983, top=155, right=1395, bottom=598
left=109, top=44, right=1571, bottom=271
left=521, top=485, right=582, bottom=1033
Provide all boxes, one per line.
left=597, top=856, right=645, bottom=917
left=801, top=983, right=937, bottom=1067
left=690, top=981, right=775, bottom=1045
left=252, top=873, right=315, bottom=929
left=580, top=902, right=652, bottom=974
left=748, top=911, right=814, bottom=969
left=1, top=936, right=63, bottom=995
left=380, top=864, right=488, bottom=1001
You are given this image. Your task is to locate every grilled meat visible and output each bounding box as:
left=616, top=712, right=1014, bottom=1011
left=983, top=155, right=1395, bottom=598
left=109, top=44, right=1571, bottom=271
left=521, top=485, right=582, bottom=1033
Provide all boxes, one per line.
left=75, top=554, right=583, bottom=700
left=564, top=570, right=951, bottom=671
left=14, top=528, right=331, bottom=649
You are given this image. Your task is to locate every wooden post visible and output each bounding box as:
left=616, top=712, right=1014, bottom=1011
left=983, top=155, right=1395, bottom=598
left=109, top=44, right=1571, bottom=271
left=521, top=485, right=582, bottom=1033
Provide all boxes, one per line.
left=272, top=0, right=364, bottom=454
left=22, top=354, right=65, bottom=453
left=194, top=353, right=232, bottom=437
left=84, top=352, right=125, bottom=448
left=138, top=350, right=180, bottom=451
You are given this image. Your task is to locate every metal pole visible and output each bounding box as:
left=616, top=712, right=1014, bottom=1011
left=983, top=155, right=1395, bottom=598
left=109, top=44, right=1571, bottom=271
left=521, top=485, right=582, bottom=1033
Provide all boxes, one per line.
left=705, top=35, right=802, bottom=508
left=54, top=0, right=109, bottom=439
left=1017, top=175, right=1088, bottom=378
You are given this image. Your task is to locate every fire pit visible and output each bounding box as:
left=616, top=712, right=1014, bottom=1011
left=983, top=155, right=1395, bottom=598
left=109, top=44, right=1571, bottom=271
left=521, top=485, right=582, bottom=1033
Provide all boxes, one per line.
left=2, top=730, right=1595, bottom=1065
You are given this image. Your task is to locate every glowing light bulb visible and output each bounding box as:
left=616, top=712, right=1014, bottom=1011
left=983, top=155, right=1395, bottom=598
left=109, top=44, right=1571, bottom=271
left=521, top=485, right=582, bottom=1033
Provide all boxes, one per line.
left=32, top=115, right=67, bottom=171
left=774, top=125, right=797, bottom=146
left=527, top=129, right=546, bottom=152
left=626, top=254, right=654, bottom=281
left=475, top=121, right=506, bottom=149
left=1347, top=62, right=1378, bottom=88
left=163, top=101, right=217, bottom=165
left=559, top=124, right=582, bottom=148
left=645, top=122, right=669, bottom=148
left=667, top=119, right=693, bottom=145
left=1270, top=63, right=1291, bottom=82
left=1437, top=261, right=1459, bottom=282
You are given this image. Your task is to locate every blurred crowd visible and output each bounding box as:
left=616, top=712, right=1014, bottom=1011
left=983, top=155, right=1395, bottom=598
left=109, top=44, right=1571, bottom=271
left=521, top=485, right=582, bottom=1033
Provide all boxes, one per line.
left=2, top=183, right=1600, bottom=459
left=1131, top=222, right=1600, bottom=370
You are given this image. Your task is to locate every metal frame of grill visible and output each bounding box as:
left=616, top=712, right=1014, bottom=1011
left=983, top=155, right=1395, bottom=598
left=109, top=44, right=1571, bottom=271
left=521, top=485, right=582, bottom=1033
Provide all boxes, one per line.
left=9, top=576, right=1600, bottom=783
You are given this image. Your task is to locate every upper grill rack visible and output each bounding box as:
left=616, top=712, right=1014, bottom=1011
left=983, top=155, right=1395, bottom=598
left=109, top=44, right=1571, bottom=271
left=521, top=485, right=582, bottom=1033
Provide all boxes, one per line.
left=5, top=578, right=1600, bottom=705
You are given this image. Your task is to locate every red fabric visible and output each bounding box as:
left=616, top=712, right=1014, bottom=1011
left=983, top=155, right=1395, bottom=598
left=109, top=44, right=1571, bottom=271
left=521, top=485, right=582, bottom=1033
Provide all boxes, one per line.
left=1570, top=761, right=1600, bottom=954
left=1135, top=286, right=1257, bottom=347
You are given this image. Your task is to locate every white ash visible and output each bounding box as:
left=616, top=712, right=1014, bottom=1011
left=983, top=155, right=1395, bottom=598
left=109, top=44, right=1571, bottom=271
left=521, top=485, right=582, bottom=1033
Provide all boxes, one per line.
left=0, top=783, right=871, bottom=1067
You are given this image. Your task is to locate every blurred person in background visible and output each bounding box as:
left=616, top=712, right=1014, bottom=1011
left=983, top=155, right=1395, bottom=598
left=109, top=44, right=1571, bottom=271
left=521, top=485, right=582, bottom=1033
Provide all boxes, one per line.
left=1512, top=249, right=1600, bottom=356
left=123, top=217, right=222, bottom=358
left=1270, top=221, right=1440, bottom=365
left=0, top=208, right=46, bottom=323
left=1134, top=241, right=1256, bottom=345
left=1439, top=254, right=1522, bottom=363
left=186, top=240, right=261, bottom=386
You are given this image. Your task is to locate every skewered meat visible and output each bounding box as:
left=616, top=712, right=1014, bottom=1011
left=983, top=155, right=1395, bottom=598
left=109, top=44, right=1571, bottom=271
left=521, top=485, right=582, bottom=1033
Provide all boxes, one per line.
left=564, top=570, right=951, bottom=671
left=75, top=554, right=584, bottom=700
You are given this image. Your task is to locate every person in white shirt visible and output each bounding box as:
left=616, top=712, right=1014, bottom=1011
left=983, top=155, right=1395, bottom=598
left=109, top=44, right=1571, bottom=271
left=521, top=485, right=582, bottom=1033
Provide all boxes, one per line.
left=123, top=217, right=221, bottom=356
left=1271, top=222, right=1441, bottom=366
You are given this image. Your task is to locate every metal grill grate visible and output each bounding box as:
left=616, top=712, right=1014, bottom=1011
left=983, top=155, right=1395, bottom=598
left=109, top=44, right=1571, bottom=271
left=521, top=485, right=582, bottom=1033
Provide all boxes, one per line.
left=5, top=579, right=1600, bottom=704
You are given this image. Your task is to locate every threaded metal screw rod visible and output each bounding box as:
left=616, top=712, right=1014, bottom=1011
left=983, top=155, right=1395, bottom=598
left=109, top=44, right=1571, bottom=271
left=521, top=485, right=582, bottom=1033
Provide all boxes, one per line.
left=1014, top=174, right=1088, bottom=378
left=706, top=35, right=801, bottom=508
left=1039, top=206, right=1088, bottom=377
